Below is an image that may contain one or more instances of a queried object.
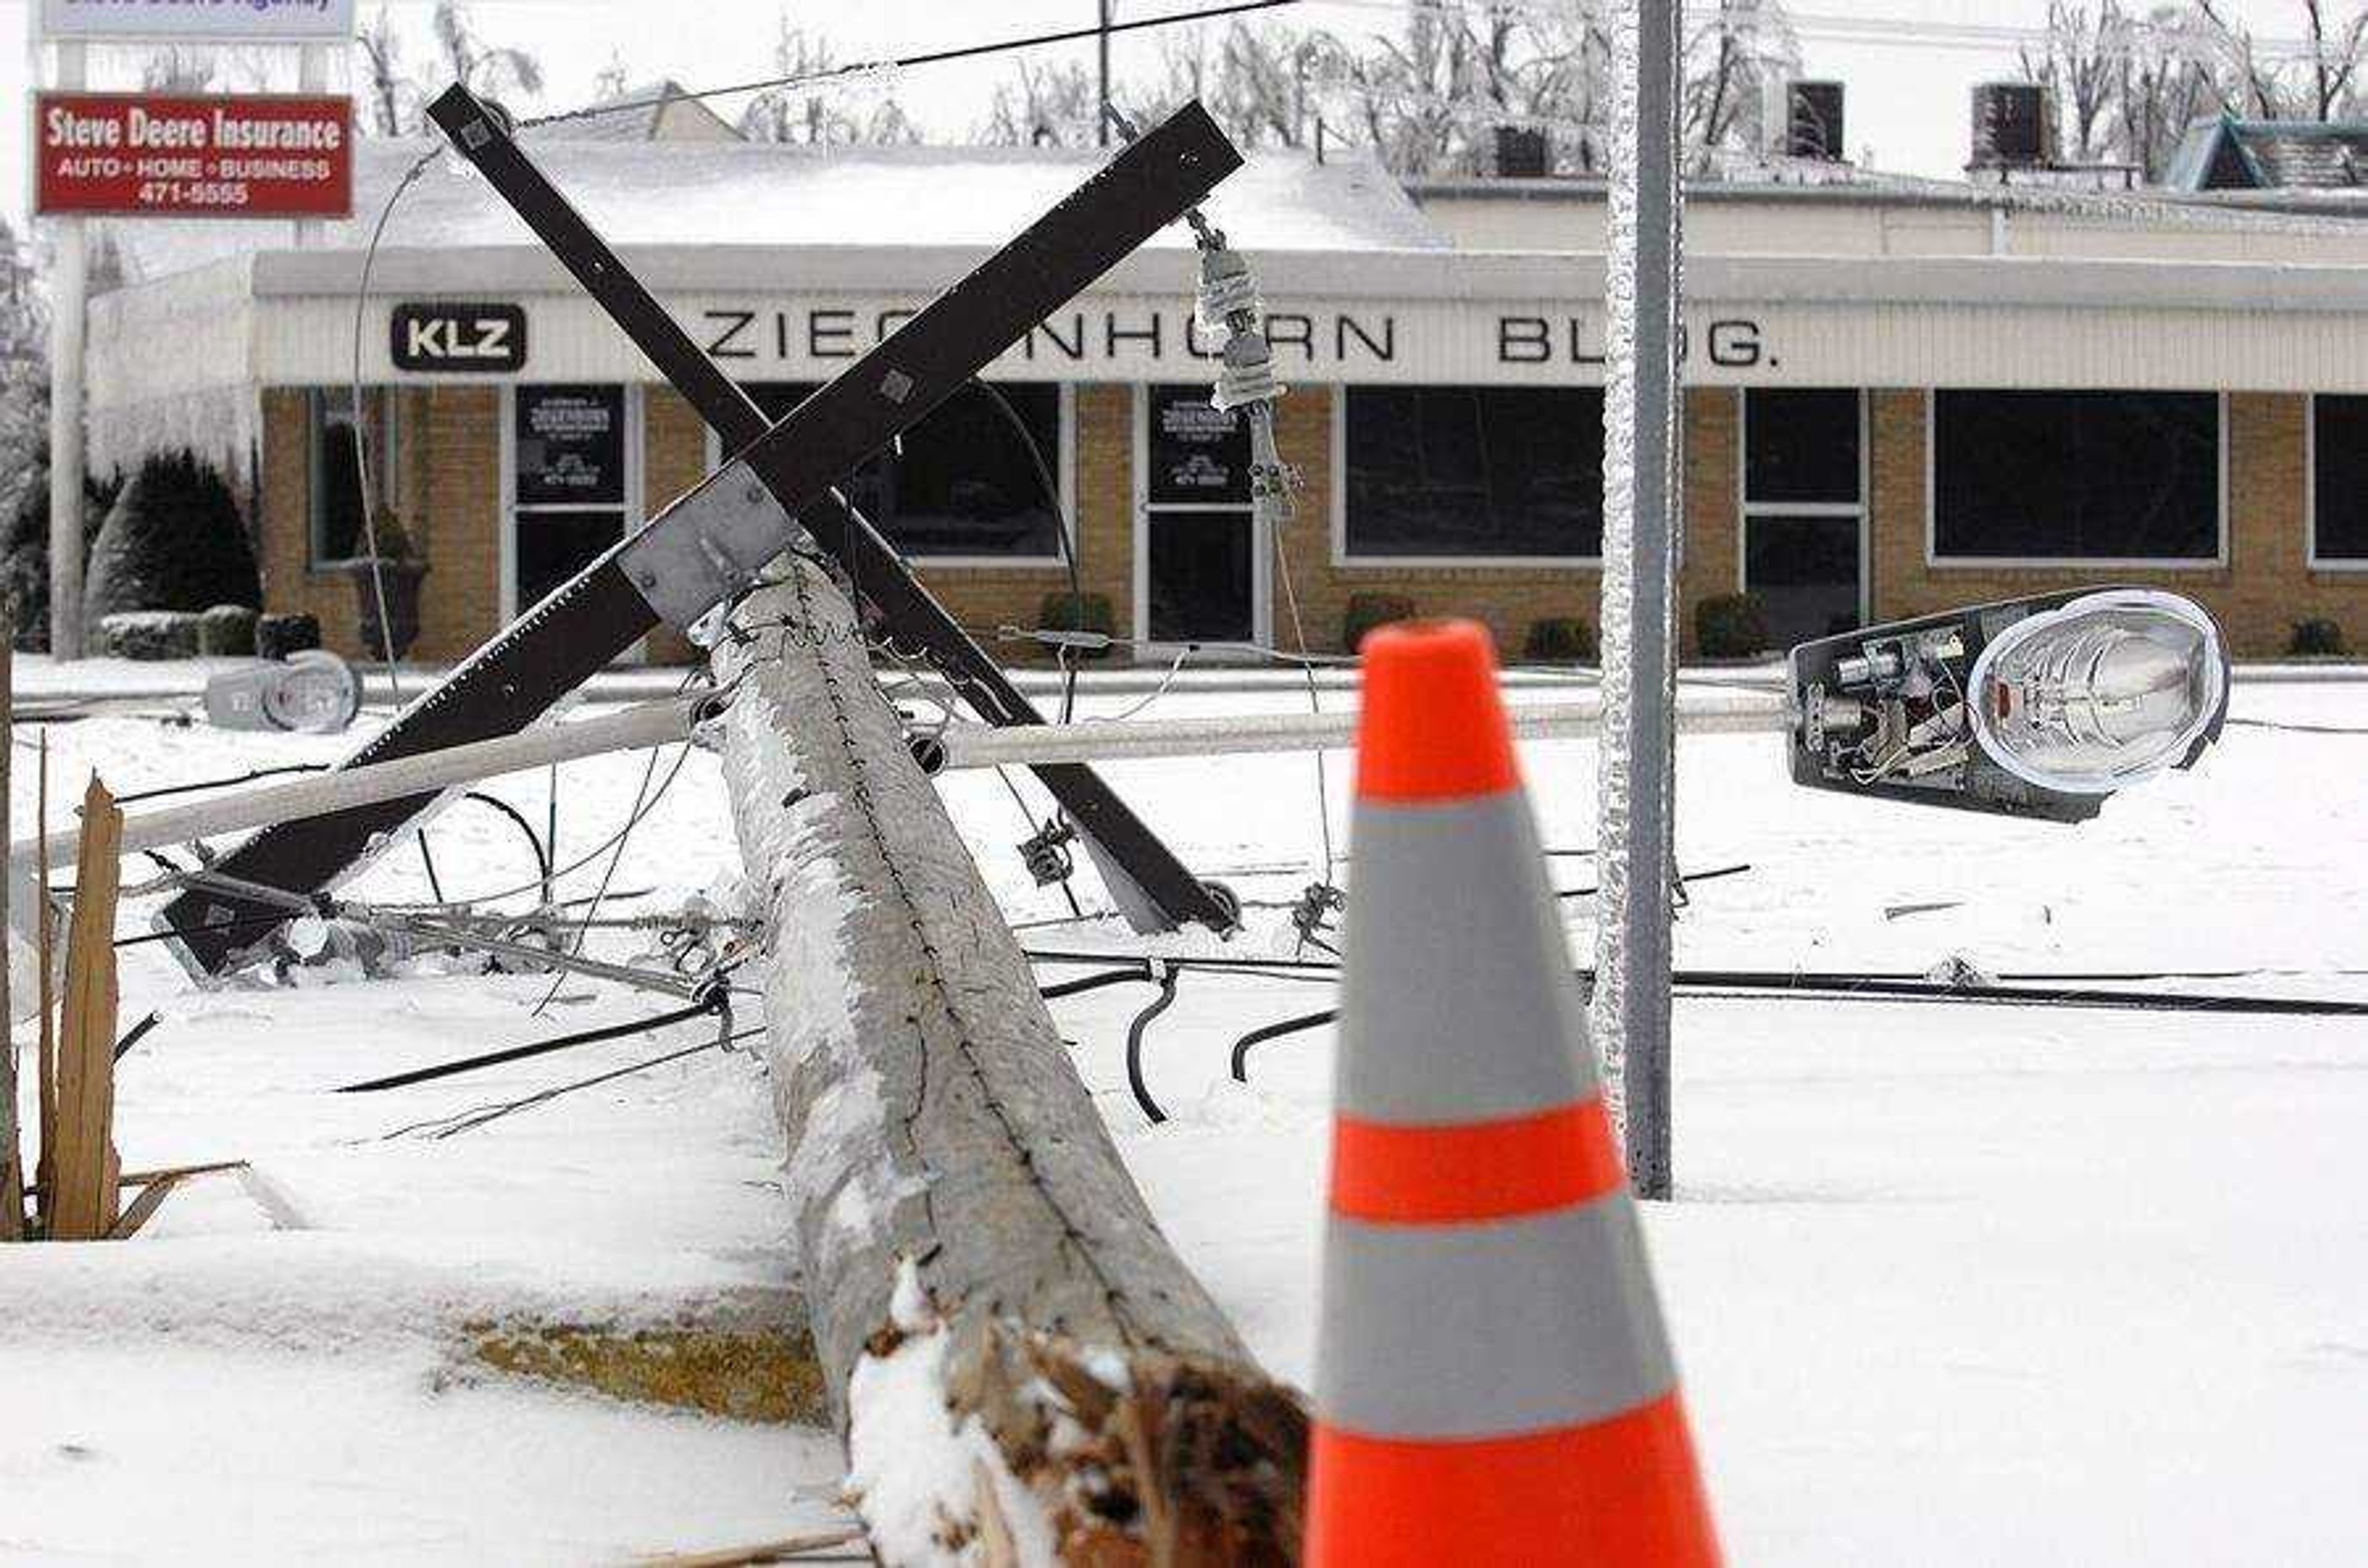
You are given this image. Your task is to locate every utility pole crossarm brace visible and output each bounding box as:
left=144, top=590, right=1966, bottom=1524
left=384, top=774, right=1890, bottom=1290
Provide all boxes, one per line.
left=157, top=91, right=1245, bottom=974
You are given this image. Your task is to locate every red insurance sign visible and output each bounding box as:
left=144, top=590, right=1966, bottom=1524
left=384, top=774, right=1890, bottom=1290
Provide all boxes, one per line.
left=35, top=92, right=353, bottom=219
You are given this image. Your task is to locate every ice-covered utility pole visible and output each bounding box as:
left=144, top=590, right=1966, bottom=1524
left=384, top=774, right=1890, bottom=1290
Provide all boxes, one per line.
left=1597, top=0, right=1686, bottom=1200
left=715, top=562, right=1304, bottom=1561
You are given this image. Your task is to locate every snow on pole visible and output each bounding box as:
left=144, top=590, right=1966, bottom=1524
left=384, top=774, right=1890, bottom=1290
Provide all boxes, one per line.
left=45, top=41, right=89, bottom=662
left=1597, top=0, right=1686, bottom=1200
left=714, top=562, right=1305, bottom=1564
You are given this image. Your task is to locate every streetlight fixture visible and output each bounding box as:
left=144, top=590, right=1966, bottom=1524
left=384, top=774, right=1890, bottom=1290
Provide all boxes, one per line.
left=1789, top=587, right=2231, bottom=821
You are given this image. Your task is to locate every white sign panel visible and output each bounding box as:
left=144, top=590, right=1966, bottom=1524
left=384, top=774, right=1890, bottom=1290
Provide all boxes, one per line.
left=41, top=0, right=356, bottom=42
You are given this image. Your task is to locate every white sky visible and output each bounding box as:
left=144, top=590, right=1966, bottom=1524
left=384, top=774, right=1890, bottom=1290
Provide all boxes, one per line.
left=0, top=0, right=2332, bottom=234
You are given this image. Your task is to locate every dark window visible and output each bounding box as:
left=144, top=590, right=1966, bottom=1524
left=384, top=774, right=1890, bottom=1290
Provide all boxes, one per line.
left=307, top=388, right=392, bottom=565
left=1344, top=386, right=1604, bottom=558
left=747, top=381, right=1063, bottom=558
left=2314, top=395, right=2368, bottom=562
left=1933, top=390, right=2219, bottom=560
left=1746, top=388, right=1860, bottom=504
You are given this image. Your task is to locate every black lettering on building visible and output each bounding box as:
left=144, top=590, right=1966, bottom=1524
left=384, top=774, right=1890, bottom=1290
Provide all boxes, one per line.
left=1029, top=313, right=1086, bottom=361
left=810, top=309, right=857, bottom=359
left=1106, top=313, right=1162, bottom=359
left=1184, top=316, right=1221, bottom=359
left=1571, top=319, right=1606, bottom=366
left=1337, top=314, right=1396, bottom=363
left=705, top=309, right=757, bottom=360
left=1266, top=313, right=1314, bottom=360
left=1499, top=316, right=1551, bottom=363
left=1708, top=318, right=1762, bottom=367
left=875, top=308, right=917, bottom=342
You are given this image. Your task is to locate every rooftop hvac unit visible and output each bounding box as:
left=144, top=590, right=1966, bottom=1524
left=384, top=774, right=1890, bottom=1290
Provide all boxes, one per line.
left=1786, top=81, right=1846, bottom=161
left=1494, top=125, right=1550, bottom=178
left=1971, top=81, right=2055, bottom=168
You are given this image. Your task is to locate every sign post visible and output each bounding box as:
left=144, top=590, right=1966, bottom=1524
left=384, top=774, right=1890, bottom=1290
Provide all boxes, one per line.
left=43, top=40, right=89, bottom=660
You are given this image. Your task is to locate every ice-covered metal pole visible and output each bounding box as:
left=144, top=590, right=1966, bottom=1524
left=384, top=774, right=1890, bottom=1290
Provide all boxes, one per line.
left=1597, top=0, right=1685, bottom=1199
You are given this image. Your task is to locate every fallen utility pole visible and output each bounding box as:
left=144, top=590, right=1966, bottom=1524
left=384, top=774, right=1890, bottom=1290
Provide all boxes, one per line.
left=424, top=84, right=1235, bottom=940
left=931, top=691, right=1791, bottom=770
left=7, top=697, right=707, bottom=944
left=717, top=563, right=1304, bottom=1563
left=154, top=93, right=1244, bottom=980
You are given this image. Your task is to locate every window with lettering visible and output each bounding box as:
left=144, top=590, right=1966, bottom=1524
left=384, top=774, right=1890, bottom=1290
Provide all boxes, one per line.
left=1343, top=386, right=1605, bottom=559
left=512, top=384, right=628, bottom=610
left=1933, top=391, right=2219, bottom=560
left=746, top=381, right=1064, bottom=559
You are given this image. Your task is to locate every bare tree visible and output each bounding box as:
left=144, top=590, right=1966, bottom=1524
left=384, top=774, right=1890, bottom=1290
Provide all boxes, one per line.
left=739, top=20, right=918, bottom=146
left=430, top=0, right=543, bottom=107
left=2298, top=0, right=2366, bottom=118
left=982, top=58, right=1103, bottom=146
left=356, top=6, right=419, bottom=135
left=1687, top=0, right=1803, bottom=169
left=2018, top=2, right=2128, bottom=161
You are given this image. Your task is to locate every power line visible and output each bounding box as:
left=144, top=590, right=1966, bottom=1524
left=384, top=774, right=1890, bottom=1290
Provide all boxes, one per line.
left=519, top=0, right=1305, bottom=129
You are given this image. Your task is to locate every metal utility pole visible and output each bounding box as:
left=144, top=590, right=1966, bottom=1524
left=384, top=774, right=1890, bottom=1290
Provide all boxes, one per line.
left=1097, top=1, right=1116, bottom=147
left=43, top=36, right=90, bottom=661
left=1597, top=0, right=1685, bottom=1200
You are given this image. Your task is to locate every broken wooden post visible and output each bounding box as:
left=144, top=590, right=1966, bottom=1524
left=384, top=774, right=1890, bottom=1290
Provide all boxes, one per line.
left=35, top=731, right=56, bottom=1236
left=48, top=774, right=123, bottom=1241
left=715, top=561, right=1305, bottom=1564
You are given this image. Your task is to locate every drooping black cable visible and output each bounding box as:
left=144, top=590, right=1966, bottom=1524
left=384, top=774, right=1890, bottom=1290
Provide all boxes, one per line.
left=1124, top=965, right=1184, bottom=1125
left=335, top=991, right=726, bottom=1094
left=113, top=763, right=327, bottom=806
left=459, top=792, right=553, bottom=888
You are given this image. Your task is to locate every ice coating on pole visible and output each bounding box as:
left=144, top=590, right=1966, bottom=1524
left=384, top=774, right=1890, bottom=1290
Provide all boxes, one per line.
left=1595, top=0, right=1686, bottom=1168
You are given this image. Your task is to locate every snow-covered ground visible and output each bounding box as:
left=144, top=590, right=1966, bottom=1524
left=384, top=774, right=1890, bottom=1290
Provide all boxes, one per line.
left=6, top=670, right=2366, bottom=1563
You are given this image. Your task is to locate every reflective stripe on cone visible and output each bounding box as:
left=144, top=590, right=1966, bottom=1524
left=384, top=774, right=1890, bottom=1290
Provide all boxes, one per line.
left=1308, top=619, right=1720, bottom=1567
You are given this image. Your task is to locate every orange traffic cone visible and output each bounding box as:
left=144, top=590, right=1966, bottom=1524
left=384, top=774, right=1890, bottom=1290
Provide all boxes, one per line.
left=1305, top=618, right=1719, bottom=1567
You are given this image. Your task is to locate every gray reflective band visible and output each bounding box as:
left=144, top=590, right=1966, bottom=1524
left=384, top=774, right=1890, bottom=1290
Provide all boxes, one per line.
left=1315, top=1194, right=1675, bottom=1440
left=1339, top=792, right=1599, bottom=1123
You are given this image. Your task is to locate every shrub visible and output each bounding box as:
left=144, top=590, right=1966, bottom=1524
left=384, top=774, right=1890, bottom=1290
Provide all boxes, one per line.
left=2288, top=618, right=2345, bottom=657
left=96, top=610, right=200, bottom=661
left=1695, top=593, right=1772, bottom=659
left=1523, top=615, right=1597, bottom=665
left=255, top=612, right=323, bottom=660
left=1037, top=589, right=1116, bottom=659
left=197, top=603, right=260, bottom=657
left=1342, top=591, right=1417, bottom=651
left=82, top=448, right=259, bottom=625
left=1, top=445, right=114, bottom=652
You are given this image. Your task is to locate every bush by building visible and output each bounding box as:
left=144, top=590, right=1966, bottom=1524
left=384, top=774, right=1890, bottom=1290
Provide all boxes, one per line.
left=81, top=449, right=259, bottom=627
left=96, top=610, right=202, bottom=661
left=197, top=603, right=261, bottom=657
left=255, top=612, right=323, bottom=660
left=2288, top=618, right=2346, bottom=657
left=1524, top=615, right=1597, bottom=665
left=1342, top=592, right=1417, bottom=651
left=1695, top=593, right=1772, bottom=659
left=1038, top=589, right=1116, bottom=659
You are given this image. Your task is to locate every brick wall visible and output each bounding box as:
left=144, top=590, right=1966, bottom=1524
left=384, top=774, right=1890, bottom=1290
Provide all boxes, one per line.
left=1870, top=388, right=2364, bottom=657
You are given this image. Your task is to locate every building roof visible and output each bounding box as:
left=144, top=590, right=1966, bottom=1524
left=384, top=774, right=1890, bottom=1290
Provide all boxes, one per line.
left=95, top=137, right=1448, bottom=289
left=528, top=80, right=742, bottom=144
left=2165, top=115, right=2368, bottom=193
